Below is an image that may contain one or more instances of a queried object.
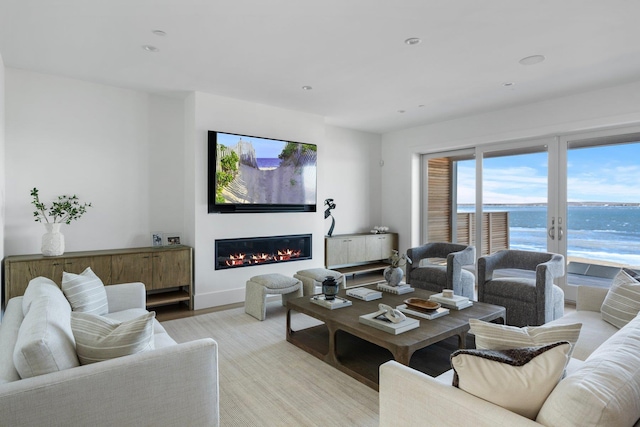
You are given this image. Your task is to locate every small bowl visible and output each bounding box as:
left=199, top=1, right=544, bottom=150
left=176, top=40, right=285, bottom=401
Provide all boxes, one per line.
left=403, top=298, right=440, bottom=312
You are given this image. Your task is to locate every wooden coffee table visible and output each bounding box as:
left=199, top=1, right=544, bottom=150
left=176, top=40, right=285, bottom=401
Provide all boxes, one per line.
left=286, top=285, right=505, bottom=390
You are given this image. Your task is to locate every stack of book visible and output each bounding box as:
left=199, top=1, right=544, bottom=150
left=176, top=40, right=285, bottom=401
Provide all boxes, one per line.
left=428, top=292, right=473, bottom=310
left=396, top=304, right=449, bottom=320
left=310, top=295, right=353, bottom=309
left=359, top=312, right=419, bottom=334
left=376, top=282, right=415, bottom=295
left=346, top=287, right=383, bottom=301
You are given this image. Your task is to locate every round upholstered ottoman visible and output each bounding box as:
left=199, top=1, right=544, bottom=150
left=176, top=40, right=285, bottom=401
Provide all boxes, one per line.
left=245, top=273, right=302, bottom=320
left=294, top=268, right=344, bottom=296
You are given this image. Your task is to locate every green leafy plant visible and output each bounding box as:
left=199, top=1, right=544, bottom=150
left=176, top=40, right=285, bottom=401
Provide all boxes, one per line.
left=215, top=146, right=239, bottom=203
left=30, top=188, right=92, bottom=224
left=278, top=142, right=316, bottom=160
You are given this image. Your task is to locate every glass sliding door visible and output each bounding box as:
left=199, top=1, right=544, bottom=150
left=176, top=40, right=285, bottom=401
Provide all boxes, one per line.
left=420, top=129, right=640, bottom=304
left=561, top=137, right=640, bottom=297
left=480, top=143, right=552, bottom=258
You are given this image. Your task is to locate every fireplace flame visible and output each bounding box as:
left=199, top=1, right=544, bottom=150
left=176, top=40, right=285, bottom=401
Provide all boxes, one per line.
left=225, top=253, right=246, bottom=266
left=276, top=248, right=302, bottom=261
left=250, top=253, right=271, bottom=264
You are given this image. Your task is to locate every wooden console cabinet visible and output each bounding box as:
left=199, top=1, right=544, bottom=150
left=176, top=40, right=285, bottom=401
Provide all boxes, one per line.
left=3, top=246, right=193, bottom=309
left=325, top=233, right=398, bottom=288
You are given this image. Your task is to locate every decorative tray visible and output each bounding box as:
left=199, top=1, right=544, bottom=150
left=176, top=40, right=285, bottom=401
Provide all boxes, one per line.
left=403, top=298, right=441, bottom=312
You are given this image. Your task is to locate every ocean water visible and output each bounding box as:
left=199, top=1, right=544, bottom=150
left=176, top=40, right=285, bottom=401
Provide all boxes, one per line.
left=459, top=205, right=640, bottom=267
left=256, top=158, right=281, bottom=170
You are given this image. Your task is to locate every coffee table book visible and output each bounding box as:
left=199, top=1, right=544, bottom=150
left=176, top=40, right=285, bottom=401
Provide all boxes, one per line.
left=346, top=287, right=383, bottom=301
left=310, top=295, right=353, bottom=309
left=396, top=304, right=450, bottom=320
left=359, top=312, right=420, bottom=334
left=376, top=282, right=415, bottom=295
left=429, top=293, right=473, bottom=310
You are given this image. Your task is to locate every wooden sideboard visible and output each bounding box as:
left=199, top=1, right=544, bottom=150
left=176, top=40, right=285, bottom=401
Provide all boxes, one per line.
left=3, top=246, right=193, bottom=310
left=325, top=233, right=398, bottom=287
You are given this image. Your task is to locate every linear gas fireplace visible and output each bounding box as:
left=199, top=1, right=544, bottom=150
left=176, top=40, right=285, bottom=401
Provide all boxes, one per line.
left=215, top=234, right=312, bottom=270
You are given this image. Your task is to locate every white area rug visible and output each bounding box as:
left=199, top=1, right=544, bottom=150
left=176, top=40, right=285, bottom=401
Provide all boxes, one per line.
left=162, top=300, right=379, bottom=426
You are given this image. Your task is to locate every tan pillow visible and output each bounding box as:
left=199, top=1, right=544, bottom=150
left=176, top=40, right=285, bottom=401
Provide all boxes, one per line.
left=469, top=318, right=582, bottom=359
left=601, top=269, right=640, bottom=329
left=62, top=267, right=109, bottom=315
left=452, top=341, right=571, bottom=420
left=71, top=311, right=155, bottom=365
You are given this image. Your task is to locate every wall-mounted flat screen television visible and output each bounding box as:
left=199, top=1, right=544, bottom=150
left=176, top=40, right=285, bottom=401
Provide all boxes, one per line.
left=208, top=131, right=317, bottom=213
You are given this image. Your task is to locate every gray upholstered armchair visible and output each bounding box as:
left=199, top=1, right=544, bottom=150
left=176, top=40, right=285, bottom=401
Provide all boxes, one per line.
left=477, top=249, right=565, bottom=327
left=406, top=243, right=476, bottom=299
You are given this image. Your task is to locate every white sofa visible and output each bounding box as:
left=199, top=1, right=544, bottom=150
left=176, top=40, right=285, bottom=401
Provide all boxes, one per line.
left=0, top=279, right=219, bottom=427
left=379, top=285, right=640, bottom=427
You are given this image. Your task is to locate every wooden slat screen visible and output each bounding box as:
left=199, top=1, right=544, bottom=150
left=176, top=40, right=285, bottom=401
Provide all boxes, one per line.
left=456, top=211, right=509, bottom=255
left=427, top=158, right=452, bottom=242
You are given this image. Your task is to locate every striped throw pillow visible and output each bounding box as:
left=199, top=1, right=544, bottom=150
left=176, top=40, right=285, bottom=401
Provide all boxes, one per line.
left=71, top=311, right=155, bottom=365
left=62, top=267, right=109, bottom=315
left=469, top=319, right=582, bottom=359
left=601, top=270, right=640, bottom=329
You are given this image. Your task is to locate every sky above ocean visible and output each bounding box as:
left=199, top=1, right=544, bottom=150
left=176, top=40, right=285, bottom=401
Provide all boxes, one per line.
left=456, top=142, right=640, bottom=204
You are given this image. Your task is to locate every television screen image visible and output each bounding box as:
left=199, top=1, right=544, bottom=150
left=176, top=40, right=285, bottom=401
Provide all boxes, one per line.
left=208, top=131, right=317, bottom=213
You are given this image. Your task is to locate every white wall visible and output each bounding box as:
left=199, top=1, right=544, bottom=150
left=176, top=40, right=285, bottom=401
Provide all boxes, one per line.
left=2, top=69, right=380, bottom=309
left=188, top=92, right=381, bottom=308
left=0, top=53, right=5, bottom=309
left=381, top=80, right=640, bottom=255
left=4, top=69, right=154, bottom=254
left=148, top=94, right=186, bottom=233
left=324, top=125, right=383, bottom=234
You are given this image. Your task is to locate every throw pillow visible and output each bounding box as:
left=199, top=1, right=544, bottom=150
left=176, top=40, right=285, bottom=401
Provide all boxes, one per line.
left=71, top=311, right=155, bottom=365
left=601, top=269, right=640, bottom=329
left=62, top=267, right=109, bottom=315
left=13, top=296, right=80, bottom=378
left=451, top=341, right=571, bottom=420
left=21, top=276, right=64, bottom=315
left=469, top=318, right=582, bottom=359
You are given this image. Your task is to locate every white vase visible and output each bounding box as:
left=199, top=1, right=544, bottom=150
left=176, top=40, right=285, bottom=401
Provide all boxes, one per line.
left=383, top=266, right=403, bottom=287
left=41, top=223, right=65, bottom=256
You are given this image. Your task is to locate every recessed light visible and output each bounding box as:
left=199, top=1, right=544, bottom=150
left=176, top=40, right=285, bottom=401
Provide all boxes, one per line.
left=503, top=82, right=515, bottom=87
left=418, top=104, right=425, bottom=108
left=142, top=45, right=159, bottom=52
left=302, top=86, right=313, bottom=91
left=519, top=55, right=545, bottom=65
left=404, top=37, right=421, bottom=46
left=152, top=30, right=167, bottom=37
left=398, top=110, right=406, bottom=113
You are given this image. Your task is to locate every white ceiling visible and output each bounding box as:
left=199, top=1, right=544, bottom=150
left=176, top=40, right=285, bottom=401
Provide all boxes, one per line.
left=2, top=0, right=640, bottom=134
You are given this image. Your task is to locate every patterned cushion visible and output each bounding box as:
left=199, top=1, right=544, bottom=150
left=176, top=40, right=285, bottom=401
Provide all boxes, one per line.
left=470, top=318, right=582, bottom=359
left=13, top=296, right=79, bottom=378
left=71, top=311, right=155, bottom=365
left=452, top=342, right=571, bottom=420
left=601, top=269, right=640, bottom=329
left=62, top=267, right=109, bottom=315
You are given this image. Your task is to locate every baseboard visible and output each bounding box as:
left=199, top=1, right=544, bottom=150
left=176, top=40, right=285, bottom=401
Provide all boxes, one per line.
left=194, top=287, right=246, bottom=310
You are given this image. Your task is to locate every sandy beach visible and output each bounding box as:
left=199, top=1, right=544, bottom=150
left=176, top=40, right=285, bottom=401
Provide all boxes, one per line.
left=222, top=163, right=315, bottom=205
